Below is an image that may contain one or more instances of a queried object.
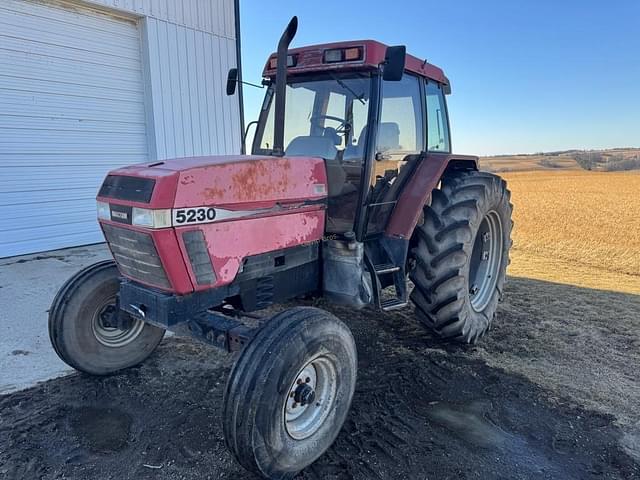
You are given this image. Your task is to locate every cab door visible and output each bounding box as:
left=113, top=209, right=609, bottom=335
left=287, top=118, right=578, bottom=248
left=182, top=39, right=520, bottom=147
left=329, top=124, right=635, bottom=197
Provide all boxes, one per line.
left=364, top=74, right=425, bottom=236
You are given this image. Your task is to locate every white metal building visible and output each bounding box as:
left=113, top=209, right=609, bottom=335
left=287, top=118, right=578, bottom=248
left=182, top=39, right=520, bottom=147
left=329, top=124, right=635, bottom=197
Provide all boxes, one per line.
left=0, top=0, right=243, bottom=257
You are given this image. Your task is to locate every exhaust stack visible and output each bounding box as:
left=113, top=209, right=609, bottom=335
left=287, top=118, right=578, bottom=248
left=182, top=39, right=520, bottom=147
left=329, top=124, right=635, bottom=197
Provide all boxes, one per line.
left=273, top=16, right=298, bottom=156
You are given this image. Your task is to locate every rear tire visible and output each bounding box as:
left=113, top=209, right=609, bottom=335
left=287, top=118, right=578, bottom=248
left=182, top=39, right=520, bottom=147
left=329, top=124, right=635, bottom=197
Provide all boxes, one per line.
left=223, top=307, right=357, bottom=479
left=409, top=170, right=513, bottom=343
left=49, top=260, right=165, bottom=375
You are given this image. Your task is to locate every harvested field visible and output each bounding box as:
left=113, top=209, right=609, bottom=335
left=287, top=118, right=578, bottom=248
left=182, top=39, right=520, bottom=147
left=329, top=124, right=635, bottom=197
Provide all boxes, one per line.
left=481, top=154, right=580, bottom=172
left=502, top=170, right=640, bottom=294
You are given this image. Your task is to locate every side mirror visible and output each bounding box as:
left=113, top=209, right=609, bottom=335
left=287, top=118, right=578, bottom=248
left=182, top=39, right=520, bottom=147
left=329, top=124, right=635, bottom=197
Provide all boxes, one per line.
left=382, top=46, right=406, bottom=81
left=226, top=68, right=238, bottom=95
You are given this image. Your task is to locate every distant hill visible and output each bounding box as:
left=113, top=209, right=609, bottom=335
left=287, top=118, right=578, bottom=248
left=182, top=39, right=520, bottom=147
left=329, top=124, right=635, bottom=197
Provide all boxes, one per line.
left=480, top=147, right=640, bottom=173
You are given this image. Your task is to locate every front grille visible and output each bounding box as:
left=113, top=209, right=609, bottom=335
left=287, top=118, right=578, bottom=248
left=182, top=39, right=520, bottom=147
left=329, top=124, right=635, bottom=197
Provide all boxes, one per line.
left=102, top=224, right=170, bottom=289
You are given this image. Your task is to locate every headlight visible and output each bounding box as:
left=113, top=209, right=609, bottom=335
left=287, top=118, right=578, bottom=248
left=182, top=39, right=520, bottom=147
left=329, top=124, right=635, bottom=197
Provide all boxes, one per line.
left=97, top=201, right=110, bottom=220
left=132, top=207, right=172, bottom=228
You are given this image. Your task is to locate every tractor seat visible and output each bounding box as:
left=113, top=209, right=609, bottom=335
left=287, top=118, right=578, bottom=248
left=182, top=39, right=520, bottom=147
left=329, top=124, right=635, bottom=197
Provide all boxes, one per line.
left=343, top=122, right=401, bottom=159
left=344, top=125, right=368, bottom=160
left=376, top=122, right=401, bottom=152
left=285, top=135, right=338, bottom=160
left=322, top=126, right=342, bottom=146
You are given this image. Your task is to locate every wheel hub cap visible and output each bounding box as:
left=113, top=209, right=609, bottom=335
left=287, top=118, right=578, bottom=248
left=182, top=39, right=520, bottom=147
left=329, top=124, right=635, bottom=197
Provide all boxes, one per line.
left=92, top=296, right=144, bottom=348
left=284, top=356, right=338, bottom=440
left=294, top=383, right=316, bottom=406
left=469, top=211, right=504, bottom=312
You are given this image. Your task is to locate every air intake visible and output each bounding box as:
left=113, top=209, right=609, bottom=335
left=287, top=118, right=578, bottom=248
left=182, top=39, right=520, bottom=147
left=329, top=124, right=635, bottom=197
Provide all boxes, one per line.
left=99, top=175, right=155, bottom=203
left=183, top=230, right=216, bottom=285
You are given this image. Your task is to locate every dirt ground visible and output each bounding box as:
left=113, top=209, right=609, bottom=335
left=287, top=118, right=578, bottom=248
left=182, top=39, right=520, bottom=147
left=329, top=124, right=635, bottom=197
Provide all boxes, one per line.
left=1, top=276, right=639, bottom=479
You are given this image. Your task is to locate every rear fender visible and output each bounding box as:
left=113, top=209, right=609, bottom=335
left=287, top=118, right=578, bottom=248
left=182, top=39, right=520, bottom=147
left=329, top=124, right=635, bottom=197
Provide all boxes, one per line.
left=385, top=153, right=478, bottom=239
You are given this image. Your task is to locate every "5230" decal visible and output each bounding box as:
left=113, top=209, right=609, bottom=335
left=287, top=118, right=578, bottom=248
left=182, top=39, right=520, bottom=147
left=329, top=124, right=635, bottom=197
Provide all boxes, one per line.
left=173, top=207, right=216, bottom=225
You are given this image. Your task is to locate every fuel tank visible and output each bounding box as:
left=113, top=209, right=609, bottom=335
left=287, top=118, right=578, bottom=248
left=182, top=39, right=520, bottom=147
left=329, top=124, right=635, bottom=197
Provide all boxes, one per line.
left=96, top=155, right=328, bottom=294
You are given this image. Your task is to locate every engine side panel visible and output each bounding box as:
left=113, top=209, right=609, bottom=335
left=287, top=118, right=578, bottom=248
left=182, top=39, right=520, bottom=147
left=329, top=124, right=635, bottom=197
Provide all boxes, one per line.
left=175, top=209, right=325, bottom=290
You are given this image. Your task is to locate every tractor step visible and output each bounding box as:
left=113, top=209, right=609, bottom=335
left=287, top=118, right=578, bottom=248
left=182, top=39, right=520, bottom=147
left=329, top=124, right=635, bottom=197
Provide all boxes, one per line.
left=374, top=263, right=401, bottom=274
left=380, top=298, right=409, bottom=311
left=365, top=238, right=410, bottom=312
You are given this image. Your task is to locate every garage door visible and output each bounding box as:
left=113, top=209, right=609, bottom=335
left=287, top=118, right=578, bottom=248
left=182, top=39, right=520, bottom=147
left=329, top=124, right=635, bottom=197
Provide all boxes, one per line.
left=0, top=0, right=148, bottom=257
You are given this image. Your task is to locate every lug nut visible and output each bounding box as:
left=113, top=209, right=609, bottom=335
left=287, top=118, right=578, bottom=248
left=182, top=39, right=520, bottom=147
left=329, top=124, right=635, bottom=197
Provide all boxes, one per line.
left=296, top=378, right=302, bottom=385
left=292, top=402, right=298, bottom=409
left=305, top=377, right=311, bottom=383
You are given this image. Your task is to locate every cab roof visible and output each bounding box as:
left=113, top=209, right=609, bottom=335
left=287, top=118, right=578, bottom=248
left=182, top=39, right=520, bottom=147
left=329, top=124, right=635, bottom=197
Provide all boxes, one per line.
left=263, top=39, right=448, bottom=85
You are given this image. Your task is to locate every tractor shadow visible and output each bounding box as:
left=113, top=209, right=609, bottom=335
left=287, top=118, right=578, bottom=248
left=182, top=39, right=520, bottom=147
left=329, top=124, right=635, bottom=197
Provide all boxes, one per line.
left=0, top=277, right=639, bottom=479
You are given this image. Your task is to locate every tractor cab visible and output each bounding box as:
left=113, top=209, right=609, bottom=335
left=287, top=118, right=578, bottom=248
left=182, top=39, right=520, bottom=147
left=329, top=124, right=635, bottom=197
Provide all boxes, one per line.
left=243, top=40, right=454, bottom=240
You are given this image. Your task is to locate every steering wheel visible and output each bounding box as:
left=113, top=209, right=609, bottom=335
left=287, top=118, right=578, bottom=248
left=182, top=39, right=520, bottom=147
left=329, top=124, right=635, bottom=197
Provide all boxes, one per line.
left=310, top=115, right=349, bottom=134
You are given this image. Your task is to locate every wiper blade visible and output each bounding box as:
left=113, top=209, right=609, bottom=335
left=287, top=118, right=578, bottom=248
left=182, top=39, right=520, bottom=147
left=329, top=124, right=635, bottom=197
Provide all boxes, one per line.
left=331, top=74, right=366, bottom=105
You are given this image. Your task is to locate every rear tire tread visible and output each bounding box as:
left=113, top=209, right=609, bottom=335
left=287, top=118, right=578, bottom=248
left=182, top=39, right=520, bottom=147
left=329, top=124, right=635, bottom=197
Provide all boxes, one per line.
left=409, top=170, right=513, bottom=344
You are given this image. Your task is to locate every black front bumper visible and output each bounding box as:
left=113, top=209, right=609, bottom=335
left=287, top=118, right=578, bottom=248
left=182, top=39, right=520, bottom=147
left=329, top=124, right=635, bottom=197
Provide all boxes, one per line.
left=118, top=280, right=228, bottom=328
left=118, top=280, right=253, bottom=352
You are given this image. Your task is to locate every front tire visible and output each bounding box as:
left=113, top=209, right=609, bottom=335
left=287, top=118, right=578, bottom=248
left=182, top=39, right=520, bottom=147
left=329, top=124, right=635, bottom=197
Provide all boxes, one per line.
left=409, top=170, right=513, bottom=343
left=223, top=307, right=357, bottom=479
left=49, top=260, right=165, bottom=375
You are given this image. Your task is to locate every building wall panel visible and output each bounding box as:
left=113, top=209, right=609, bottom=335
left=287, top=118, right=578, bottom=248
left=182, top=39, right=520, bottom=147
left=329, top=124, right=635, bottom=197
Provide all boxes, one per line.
left=85, top=0, right=235, bottom=38
left=143, top=16, right=240, bottom=160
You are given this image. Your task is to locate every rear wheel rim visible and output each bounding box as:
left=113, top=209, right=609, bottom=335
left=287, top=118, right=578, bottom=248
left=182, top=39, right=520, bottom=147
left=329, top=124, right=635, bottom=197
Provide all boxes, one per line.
left=91, top=296, right=145, bottom=348
left=469, top=211, right=503, bottom=312
left=284, top=355, right=338, bottom=440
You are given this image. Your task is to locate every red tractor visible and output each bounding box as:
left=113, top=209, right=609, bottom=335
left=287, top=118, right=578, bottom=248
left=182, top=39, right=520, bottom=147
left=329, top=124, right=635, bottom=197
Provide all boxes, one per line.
left=49, top=18, right=512, bottom=479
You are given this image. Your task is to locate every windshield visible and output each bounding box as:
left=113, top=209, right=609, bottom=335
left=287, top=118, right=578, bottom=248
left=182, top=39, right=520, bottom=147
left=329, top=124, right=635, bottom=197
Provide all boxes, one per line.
left=253, top=73, right=372, bottom=161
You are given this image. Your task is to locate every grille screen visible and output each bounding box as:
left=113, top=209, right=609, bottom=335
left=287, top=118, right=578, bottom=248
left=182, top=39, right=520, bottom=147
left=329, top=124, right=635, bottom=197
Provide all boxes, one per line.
left=102, top=224, right=170, bottom=289
left=183, top=230, right=216, bottom=285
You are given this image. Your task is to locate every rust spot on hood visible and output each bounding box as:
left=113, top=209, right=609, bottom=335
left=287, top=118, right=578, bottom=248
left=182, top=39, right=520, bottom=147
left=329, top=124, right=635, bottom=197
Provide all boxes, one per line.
left=203, top=186, right=225, bottom=200
left=180, top=174, right=196, bottom=185
left=228, top=160, right=288, bottom=202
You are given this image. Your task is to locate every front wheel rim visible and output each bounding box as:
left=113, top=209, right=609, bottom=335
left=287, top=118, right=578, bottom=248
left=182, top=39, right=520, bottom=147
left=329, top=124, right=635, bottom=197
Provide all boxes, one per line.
left=469, top=211, right=503, bottom=312
left=91, top=296, right=145, bottom=347
left=284, top=355, right=338, bottom=440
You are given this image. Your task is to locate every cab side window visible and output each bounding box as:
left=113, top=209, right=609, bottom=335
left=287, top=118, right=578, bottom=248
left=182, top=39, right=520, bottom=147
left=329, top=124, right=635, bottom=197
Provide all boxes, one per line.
left=377, top=74, right=424, bottom=158
left=425, top=81, right=450, bottom=152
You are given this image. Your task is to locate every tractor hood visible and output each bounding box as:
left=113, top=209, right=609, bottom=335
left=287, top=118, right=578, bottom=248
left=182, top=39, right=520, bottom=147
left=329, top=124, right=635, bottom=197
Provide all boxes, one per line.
left=98, top=155, right=328, bottom=211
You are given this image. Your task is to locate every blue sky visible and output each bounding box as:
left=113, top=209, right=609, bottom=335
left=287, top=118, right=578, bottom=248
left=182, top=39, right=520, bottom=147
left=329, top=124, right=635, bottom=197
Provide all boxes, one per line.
left=239, top=1, right=640, bottom=156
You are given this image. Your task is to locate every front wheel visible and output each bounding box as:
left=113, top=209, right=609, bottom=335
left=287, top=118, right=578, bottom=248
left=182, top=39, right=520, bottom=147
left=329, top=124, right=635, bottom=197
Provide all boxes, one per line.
left=49, top=260, right=165, bottom=375
left=223, top=307, right=357, bottom=479
left=409, top=170, right=513, bottom=343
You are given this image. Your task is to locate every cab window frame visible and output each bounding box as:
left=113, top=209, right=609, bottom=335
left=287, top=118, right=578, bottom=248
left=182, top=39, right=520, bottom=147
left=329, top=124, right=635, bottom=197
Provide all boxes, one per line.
left=425, top=79, right=452, bottom=153
left=375, top=73, right=426, bottom=161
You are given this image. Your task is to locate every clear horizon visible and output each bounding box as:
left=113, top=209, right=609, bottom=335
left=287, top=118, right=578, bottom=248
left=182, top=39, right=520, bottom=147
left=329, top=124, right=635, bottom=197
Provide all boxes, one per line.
left=240, top=1, right=640, bottom=156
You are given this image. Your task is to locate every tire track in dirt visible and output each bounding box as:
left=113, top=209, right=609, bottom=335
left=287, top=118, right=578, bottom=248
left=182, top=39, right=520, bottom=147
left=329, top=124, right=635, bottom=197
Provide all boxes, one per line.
left=1, top=299, right=638, bottom=479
